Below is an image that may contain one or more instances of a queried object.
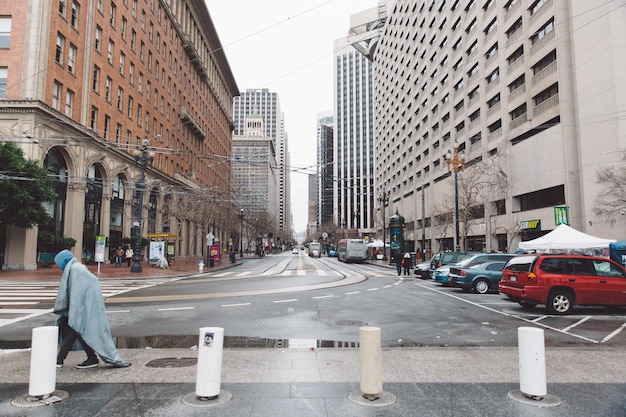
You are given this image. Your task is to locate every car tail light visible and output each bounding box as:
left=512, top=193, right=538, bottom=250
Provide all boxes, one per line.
left=460, top=270, right=467, bottom=276
left=526, top=272, right=537, bottom=284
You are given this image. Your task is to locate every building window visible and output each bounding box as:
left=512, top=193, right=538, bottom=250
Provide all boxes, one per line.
left=71, top=1, right=79, bottom=29
left=65, top=89, right=74, bottom=117
left=138, top=72, right=143, bottom=93
left=55, top=33, right=65, bottom=65
left=127, top=95, right=133, bottom=118
left=119, top=51, right=125, bottom=75
left=107, top=40, right=114, bottom=64
left=129, top=62, right=134, bottom=84
left=117, top=87, right=123, bottom=110
left=109, top=2, right=116, bottom=27
left=532, top=50, right=556, bottom=74
left=103, top=115, right=110, bottom=139
left=92, top=65, right=100, bottom=91
left=52, top=81, right=62, bottom=110
left=68, top=44, right=77, bottom=74
left=531, top=18, right=554, bottom=45
left=90, top=106, right=98, bottom=129
left=137, top=104, right=142, bottom=126
left=121, top=17, right=127, bottom=39
left=59, top=0, right=67, bottom=17
left=115, top=123, right=122, bottom=146
left=96, top=0, right=102, bottom=12
left=533, top=83, right=558, bottom=106
left=105, top=77, right=112, bottom=101
left=95, top=26, right=102, bottom=52
left=0, top=17, right=9, bottom=48
left=130, top=29, right=136, bottom=50
left=132, top=0, right=137, bottom=18
left=0, top=67, right=7, bottom=98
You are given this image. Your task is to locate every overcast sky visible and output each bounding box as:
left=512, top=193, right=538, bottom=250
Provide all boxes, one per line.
left=204, top=0, right=379, bottom=236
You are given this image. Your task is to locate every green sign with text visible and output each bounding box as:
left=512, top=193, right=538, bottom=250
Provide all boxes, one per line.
left=554, top=206, right=569, bottom=225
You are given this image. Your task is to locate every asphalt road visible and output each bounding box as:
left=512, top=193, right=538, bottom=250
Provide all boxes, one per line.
left=1, top=253, right=625, bottom=349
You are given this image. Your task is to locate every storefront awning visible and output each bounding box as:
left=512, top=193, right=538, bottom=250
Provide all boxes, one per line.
left=147, top=232, right=180, bottom=241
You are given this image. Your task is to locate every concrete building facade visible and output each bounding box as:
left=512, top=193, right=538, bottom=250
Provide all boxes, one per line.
left=233, top=88, right=292, bottom=241
left=350, top=0, right=626, bottom=254
left=333, top=37, right=376, bottom=238
left=0, top=0, right=238, bottom=269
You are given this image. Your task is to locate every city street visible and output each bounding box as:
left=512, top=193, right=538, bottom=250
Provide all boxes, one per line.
left=1, top=253, right=625, bottom=350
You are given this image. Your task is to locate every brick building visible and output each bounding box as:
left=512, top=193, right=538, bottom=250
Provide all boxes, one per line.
left=0, top=0, right=238, bottom=270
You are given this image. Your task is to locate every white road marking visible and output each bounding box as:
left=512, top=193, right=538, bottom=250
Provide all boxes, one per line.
left=562, top=316, right=591, bottom=332
left=157, top=306, right=195, bottom=311
left=222, top=303, right=251, bottom=307
left=601, top=322, right=626, bottom=343
left=313, top=295, right=334, bottom=300
left=273, top=299, right=298, bottom=303
left=345, top=291, right=360, bottom=295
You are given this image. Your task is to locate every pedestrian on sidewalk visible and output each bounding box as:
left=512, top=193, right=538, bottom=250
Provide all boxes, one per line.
left=125, top=246, right=133, bottom=267
left=393, top=251, right=403, bottom=276
left=114, top=246, right=124, bottom=267
left=53, top=249, right=131, bottom=369
left=402, top=252, right=412, bottom=275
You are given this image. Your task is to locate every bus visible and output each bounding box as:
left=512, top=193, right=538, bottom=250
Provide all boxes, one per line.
left=336, top=239, right=368, bottom=263
left=308, top=241, right=321, bottom=258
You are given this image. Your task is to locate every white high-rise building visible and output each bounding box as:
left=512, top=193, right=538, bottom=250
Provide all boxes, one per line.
left=333, top=37, right=376, bottom=237
left=350, top=0, right=626, bottom=254
left=233, top=89, right=292, bottom=239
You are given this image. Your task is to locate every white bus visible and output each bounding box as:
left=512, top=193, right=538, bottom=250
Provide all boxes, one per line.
left=336, top=239, right=368, bottom=263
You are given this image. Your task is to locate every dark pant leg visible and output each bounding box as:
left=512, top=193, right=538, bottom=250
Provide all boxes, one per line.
left=57, top=317, right=97, bottom=362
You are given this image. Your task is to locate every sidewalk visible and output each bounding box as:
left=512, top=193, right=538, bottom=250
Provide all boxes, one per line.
left=1, top=256, right=625, bottom=416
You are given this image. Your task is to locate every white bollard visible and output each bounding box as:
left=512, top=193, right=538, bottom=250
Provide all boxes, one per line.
left=29, top=326, right=58, bottom=398
left=518, top=327, right=547, bottom=399
left=195, top=327, right=224, bottom=400
left=198, top=260, right=204, bottom=272
left=359, top=326, right=382, bottom=399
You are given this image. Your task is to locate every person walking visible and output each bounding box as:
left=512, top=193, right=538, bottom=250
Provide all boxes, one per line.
left=393, top=251, right=403, bottom=276
left=125, top=246, right=133, bottom=267
left=53, top=249, right=131, bottom=369
left=114, top=246, right=124, bottom=267
left=402, top=252, right=412, bottom=275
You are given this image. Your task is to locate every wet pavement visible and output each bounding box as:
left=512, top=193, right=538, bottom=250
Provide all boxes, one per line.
left=0, top=256, right=625, bottom=416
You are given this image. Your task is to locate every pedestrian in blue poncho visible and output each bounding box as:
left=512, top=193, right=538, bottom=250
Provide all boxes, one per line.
left=53, top=249, right=131, bottom=369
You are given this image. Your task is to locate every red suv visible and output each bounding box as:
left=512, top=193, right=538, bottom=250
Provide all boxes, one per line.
left=499, top=255, right=626, bottom=314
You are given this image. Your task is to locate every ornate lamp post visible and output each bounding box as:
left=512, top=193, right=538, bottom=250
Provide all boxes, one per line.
left=239, top=208, right=244, bottom=257
left=446, top=140, right=465, bottom=251
left=131, top=138, right=155, bottom=273
left=378, top=191, right=390, bottom=260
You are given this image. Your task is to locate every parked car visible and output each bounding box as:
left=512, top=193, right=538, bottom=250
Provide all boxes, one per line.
left=292, top=248, right=299, bottom=254
left=446, top=253, right=517, bottom=288
left=499, top=254, right=626, bottom=314
left=449, top=261, right=508, bottom=293
left=431, top=252, right=491, bottom=285
left=414, top=260, right=432, bottom=279
left=328, top=249, right=337, bottom=257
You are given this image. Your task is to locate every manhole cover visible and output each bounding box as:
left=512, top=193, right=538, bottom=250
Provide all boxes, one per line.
left=336, top=320, right=367, bottom=326
left=145, top=357, right=197, bottom=368
left=11, top=390, right=69, bottom=408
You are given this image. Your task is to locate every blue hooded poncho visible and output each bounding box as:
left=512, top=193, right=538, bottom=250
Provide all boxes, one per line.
left=53, top=250, right=125, bottom=365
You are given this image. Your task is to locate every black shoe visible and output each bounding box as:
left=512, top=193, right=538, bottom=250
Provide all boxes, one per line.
left=76, top=358, right=99, bottom=369
left=56, top=360, right=63, bottom=368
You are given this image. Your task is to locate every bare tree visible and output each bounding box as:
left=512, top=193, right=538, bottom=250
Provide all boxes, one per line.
left=439, top=152, right=512, bottom=251
left=593, top=152, right=626, bottom=219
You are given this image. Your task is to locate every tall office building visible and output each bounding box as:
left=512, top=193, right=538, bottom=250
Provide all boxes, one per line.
left=350, top=0, right=626, bottom=254
left=333, top=37, right=375, bottom=237
left=316, top=112, right=334, bottom=230
left=233, top=89, right=292, bottom=240
left=0, top=1, right=238, bottom=269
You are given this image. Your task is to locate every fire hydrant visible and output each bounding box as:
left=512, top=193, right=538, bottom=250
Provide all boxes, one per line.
left=198, top=260, right=204, bottom=272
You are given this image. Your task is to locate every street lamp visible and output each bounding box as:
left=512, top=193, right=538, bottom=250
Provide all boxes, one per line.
left=446, top=140, right=465, bottom=251
left=239, top=208, right=244, bottom=257
left=131, top=138, right=155, bottom=273
left=378, top=191, right=390, bottom=261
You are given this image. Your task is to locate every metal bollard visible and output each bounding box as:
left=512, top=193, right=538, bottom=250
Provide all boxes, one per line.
left=195, top=327, right=224, bottom=400
left=29, top=326, right=58, bottom=399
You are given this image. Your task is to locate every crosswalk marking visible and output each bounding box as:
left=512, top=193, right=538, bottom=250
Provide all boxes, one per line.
left=0, top=278, right=177, bottom=327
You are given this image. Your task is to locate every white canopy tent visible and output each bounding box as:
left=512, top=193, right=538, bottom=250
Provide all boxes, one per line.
left=518, top=224, right=615, bottom=255
left=367, top=239, right=388, bottom=248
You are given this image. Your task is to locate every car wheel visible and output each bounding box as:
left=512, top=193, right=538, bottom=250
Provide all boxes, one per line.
left=518, top=300, right=538, bottom=309
left=473, top=279, right=490, bottom=294
left=546, top=290, right=574, bottom=314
